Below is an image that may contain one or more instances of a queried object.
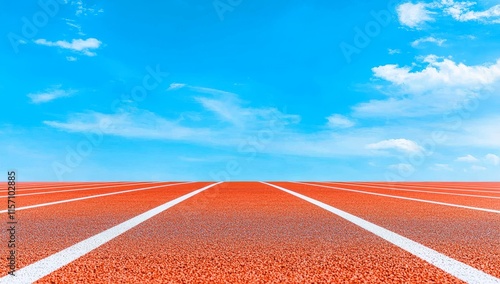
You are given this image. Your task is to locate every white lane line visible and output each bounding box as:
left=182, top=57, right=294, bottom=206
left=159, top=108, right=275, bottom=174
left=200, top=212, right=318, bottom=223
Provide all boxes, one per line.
left=0, top=182, right=193, bottom=213
left=401, top=183, right=500, bottom=190
left=367, top=182, right=500, bottom=193
left=327, top=182, right=500, bottom=200
left=294, top=182, right=500, bottom=214
left=1, top=182, right=129, bottom=192
left=0, top=182, right=222, bottom=284
left=358, top=182, right=500, bottom=194
left=0, top=182, right=162, bottom=198
left=262, top=182, right=500, bottom=284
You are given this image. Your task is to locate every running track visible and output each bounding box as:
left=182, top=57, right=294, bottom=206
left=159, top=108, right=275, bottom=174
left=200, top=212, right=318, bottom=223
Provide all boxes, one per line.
left=1, top=182, right=499, bottom=283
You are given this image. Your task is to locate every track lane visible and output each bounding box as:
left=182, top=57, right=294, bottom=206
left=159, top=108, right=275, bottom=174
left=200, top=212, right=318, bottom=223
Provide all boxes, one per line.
left=0, top=182, right=179, bottom=209
left=321, top=182, right=500, bottom=210
left=3, top=182, right=135, bottom=193
left=0, top=182, right=212, bottom=279
left=0, top=182, right=162, bottom=199
left=275, top=182, right=500, bottom=278
left=39, top=182, right=464, bottom=283
left=1, top=182, right=113, bottom=192
left=369, top=182, right=500, bottom=192
left=264, top=182, right=499, bottom=284
left=343, top=182, right=500, bottom=195
left=303, top=182, right=500, bottom=213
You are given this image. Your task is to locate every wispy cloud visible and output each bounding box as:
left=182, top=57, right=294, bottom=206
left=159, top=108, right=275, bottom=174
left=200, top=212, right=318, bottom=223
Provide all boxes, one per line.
left=455, top=154, right=479, bottom=163
left=388, top=49, right=401, bottom=55
left=484, top=154, right=500, bottom=166
left=366, top=139, right=424, bottom=154
left=169, top=84, right=301, bottom=128
left=28, top=87, right=74, bottom=104
left=398, top=1, right=500, bottom=27
left=431, top=163, right=453, bottom=171
left=34, top=38, right=102, bottom=56
left=443, top=1, right=500, bottom=23
left=43, top=87, right=390, bottom=158
left=470, top=165, right=486, bottom=171
left=44, top=110, right=212, bottom=141
left=411, top=36, right=446, bottom=47
left=326, top=114, right=355, bottom=129
left=72, top=0, right=104, bottom=16
left=166, top=83, right=186, bottom=91
left=64, top=18, right=85, bottom=36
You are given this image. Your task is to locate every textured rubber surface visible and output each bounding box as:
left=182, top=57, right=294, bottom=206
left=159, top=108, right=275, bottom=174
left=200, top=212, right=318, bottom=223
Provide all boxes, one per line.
left=0, top=182, right=498, bottom=283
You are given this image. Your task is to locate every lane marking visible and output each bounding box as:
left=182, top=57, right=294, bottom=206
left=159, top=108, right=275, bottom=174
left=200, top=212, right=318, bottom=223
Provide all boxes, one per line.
left=0, top=182, right=162, bottom=198
left=0, top=182, right=193, bottom=213
left=293, top=182, right=500, bottom=214
left=262, top=182, right=500, bottom=284
left=400, top=182, right=500, bottom=190
left=355, top=182, right=500, bottom=193
left=327, top=182, right=500, bottom=199
left=0, top=182, right=129, bottom=192
left=0, top=182, right=222, bottom=283
left=367, top=182, right=500, bottom=192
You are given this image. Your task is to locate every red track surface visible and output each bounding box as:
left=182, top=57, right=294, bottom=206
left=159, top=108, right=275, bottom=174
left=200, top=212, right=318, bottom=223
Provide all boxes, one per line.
left=1, top=182, right=499, bottom=283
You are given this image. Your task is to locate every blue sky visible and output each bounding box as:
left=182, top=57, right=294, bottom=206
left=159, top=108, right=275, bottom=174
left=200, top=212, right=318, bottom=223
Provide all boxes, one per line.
left=1, top=0, right=500, bottom=181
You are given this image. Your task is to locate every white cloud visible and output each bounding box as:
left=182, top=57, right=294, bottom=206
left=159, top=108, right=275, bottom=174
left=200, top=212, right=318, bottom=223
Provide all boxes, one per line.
left=167, top=83, right=186, bottom=91
left=195, top=96, right=244, bottom=126
left=43, top=89, right=301, bottom=148
left=388, top=49, right=401, bottom=55
left=44, top=110, right=212, bottom=141
left=442, top=1, right=500, bottom=23
left=455, top=154, right=479, bottom=163
left=484, top=154, right=500, bottom=165
left=441, top=115, right=500, bottom=150
left=411, top=36, right=446, bottom=47
left=397, top=2, right=434, bottom=28
left=173, top=85, right=302, bottom=128
left=194, top=91, right=300, bottom=128
left=373, top=55, right=500, bottom=90
left=354, top=56, right=500, bottom=117
left=72, top=0, right=104, bottom=16
left=66, top=56, right=78, bottom=61
left=431, top=163, right=453, bottom=171
left=43, top=87, right=395, bottom=158
left=326, top=114, right=355, bottom=129
left=28, top=88, right=74, bottom=104
left=366, top=138, right=423, bottom=154
left=470, top=165, right=487, bottom=171
left=64, top=18, right=84, bottom=35
left=34, top=38, right=102, bottom=56
left=395, top=1, right=500, bottom=25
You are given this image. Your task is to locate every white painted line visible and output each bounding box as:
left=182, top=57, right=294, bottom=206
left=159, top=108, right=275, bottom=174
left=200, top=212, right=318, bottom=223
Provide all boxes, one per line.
left=1, top=182, right=128, bottom=192
left=0, top=182, right=193, bottom=213
left=293, top=182, right=500, bottom=214
left=262, top=182, right=500, bottom=284
left=0, top=182, right=162, bottom=198
left=367, top=182, right=500, bottom=192
left=0, top=182, right=222, bottom=284
left=327, top=182, right=500, bottom=200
